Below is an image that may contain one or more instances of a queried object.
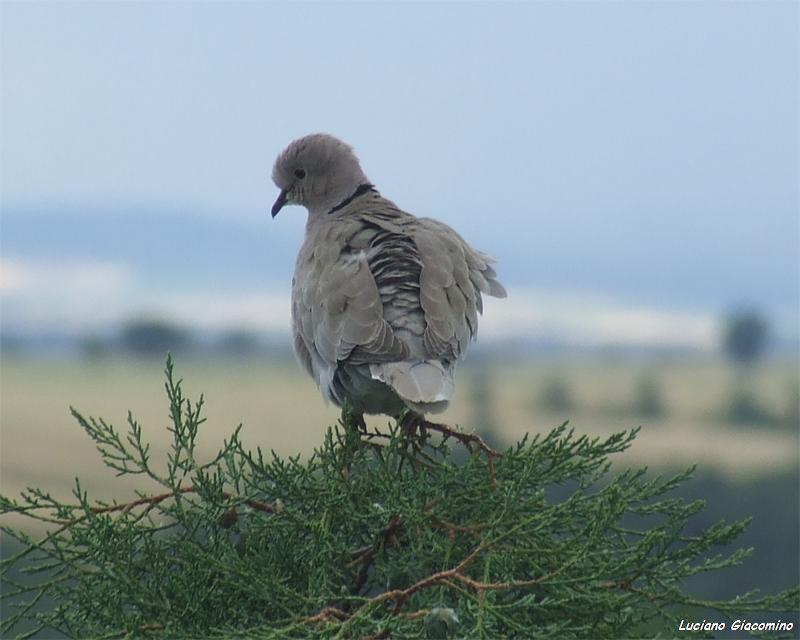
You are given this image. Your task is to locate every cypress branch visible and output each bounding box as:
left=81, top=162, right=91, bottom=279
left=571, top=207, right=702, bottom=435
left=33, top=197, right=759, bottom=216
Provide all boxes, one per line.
left=1, top=356, right=797, bottom=639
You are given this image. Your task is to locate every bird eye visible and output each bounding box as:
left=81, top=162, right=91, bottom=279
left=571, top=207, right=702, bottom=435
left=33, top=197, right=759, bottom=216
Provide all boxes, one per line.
left=294, top=168, right=306, bottom=179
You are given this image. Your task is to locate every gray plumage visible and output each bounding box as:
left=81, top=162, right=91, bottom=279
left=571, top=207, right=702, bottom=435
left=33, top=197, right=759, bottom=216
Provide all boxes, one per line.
left=271, top=133, right=506, bottom=416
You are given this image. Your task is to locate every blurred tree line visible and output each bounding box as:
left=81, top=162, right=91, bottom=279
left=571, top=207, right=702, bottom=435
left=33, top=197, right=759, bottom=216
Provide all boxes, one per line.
left=490, top=308, right=797, bottom=430
left=73, top=308, right=799, bottom=431
left=722, top=309, right=796, bottom=428
left=80, top=319, right=290, bottom=359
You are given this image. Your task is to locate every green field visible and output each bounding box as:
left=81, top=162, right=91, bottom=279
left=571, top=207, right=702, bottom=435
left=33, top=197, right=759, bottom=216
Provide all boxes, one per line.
left=2, top=354, right=797, bottom=512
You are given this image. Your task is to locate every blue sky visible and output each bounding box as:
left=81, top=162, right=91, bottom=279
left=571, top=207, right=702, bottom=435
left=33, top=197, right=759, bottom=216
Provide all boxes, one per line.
left=1, top=1, right=798, bottom=348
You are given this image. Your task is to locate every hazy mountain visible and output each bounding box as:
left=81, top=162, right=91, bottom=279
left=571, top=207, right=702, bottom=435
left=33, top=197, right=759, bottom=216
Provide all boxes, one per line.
left=4, top=205, right=797, bottom=314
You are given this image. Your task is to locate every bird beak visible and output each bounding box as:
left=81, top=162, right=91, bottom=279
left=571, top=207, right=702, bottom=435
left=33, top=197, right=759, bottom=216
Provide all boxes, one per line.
left=271, top=190, right=288, bottom=218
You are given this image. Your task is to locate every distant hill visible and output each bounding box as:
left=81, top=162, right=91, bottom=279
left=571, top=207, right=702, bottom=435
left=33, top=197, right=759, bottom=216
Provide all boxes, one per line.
left=2, top=205, right=298, bottom=293
left=2, top=205, right=798, bottom=351
left=4, top=204, right=798, bottom=311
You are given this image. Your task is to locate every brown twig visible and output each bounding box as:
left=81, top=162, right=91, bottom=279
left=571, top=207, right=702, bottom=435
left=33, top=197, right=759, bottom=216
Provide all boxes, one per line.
left=101, top=485, right=197, bottom=516
left=51, top=485, right=279, bottom=532
left=400, top=609, right=429, bottom=620
left=349, top=515, right=404, bottom=567
left=349, top=540, right=490, bottom=615
left=431, top=517, right=488, bottom=542
left=350, top=515, right=405, bottom=595
left=138, top=623, right=164, bottom=633
left=361, top=427, right=438, bottom=472
left=417, top=419, right=501, bottom=486
left=368, top=416, right=502, bottom=485
left=599, top=577, right=658, bottom=602
left=340, top=537, right=576, bottom=624
left=418, top=419, right=501, bottom=459
left=302, top=606, right=350, bottom=624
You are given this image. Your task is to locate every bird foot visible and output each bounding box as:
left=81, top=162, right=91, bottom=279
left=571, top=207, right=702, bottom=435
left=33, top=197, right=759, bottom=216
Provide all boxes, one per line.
left=399, top=412, right=428, bottom=439
left=353, top=413, right=367, bottom=433
left=341, top=409, right=368, bottom=434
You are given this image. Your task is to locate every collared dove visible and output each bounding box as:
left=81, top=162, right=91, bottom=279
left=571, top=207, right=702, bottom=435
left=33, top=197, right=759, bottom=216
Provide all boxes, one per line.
left=271, top=134, right=506, bottom=419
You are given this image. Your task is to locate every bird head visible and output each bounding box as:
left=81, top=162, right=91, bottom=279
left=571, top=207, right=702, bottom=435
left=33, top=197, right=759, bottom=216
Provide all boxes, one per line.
left=271, top=133, right=370, bottom=217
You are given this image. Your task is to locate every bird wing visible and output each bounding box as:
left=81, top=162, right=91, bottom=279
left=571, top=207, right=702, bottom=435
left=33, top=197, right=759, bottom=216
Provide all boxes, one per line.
left=291, top=220, right=409, bottom=393
left=292, top=209, right=506, bottom=406
left=412, top=218, right=507, bottom=361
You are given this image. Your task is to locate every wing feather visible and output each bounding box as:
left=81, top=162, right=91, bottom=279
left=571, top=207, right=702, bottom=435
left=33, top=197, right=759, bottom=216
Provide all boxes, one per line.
left=291, top=206, right=505, bottom=406
left=291, top=221, right=409, bottom=395
left=414, top=219, right=506, bottom=360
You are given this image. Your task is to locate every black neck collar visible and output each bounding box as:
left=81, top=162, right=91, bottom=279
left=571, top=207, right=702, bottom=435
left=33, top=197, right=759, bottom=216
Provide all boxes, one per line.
left=327, top=183, right=376, bottom=215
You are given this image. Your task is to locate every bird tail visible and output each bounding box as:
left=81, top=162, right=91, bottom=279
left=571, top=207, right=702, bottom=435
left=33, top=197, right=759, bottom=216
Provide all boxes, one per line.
left=369, top=360, right=454, bottom=414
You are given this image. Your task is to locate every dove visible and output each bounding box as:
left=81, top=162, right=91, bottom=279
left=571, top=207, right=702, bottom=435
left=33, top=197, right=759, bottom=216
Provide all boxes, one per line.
left=270, top=134, right=506, bottom=422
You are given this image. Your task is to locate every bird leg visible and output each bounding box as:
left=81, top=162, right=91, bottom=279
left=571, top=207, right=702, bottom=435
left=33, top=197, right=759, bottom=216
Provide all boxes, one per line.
left=340, top=405, right=368, bottom=433
left=352, top=413, right=367, bottom=433
left=398, top=411, right=428, bottom=439
left=346, top=412, right=367, bottom=434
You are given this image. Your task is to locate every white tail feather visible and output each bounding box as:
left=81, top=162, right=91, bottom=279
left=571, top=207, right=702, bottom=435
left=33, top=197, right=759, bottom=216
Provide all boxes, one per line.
left=369, top=360, right=454, bottom=414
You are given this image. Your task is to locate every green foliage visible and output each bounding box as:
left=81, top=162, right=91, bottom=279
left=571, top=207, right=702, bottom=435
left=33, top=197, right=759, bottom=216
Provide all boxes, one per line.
left=2, top=357, right=797, bottom=639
